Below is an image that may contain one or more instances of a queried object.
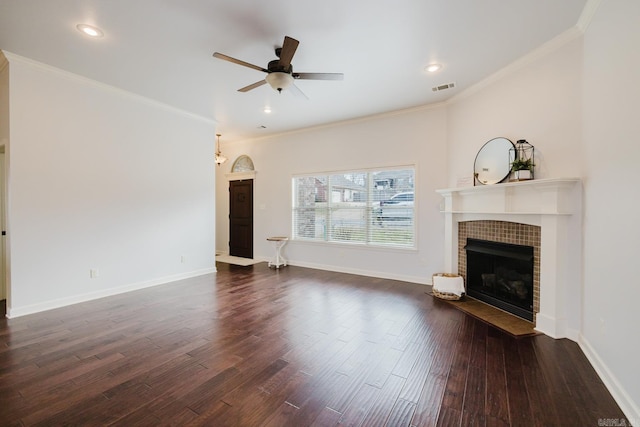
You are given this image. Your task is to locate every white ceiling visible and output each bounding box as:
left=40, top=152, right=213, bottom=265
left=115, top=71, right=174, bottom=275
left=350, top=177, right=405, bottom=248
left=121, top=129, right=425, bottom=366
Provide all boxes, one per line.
left=0, top=0, right=587, bottom=142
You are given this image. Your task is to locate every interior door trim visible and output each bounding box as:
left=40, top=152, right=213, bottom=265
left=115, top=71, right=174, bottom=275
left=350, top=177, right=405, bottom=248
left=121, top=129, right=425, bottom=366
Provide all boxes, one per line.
left=225, top=171, right=256, bottom=181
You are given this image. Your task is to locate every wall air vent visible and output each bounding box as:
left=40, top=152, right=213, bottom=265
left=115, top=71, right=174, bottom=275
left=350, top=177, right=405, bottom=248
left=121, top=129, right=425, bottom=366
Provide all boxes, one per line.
left=432, top=82, right=456, bottom=92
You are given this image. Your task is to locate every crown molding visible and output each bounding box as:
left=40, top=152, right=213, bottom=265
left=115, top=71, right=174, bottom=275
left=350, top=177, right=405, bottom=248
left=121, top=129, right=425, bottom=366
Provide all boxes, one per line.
left=0, top=51, right=8, bottom=73
left=1, top=50, right=217, bottom=126
left=576, top=0, right=603, bottom=33
left=446, top=0, right=602, bottom=107
left=236, top=101, right=447, bottom=145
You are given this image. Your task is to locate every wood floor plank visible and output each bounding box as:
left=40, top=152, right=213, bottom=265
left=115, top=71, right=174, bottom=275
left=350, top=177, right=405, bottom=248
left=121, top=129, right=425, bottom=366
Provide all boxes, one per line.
left=221, top=368, right=311, bottom=426
left=558, top=338, right=626, bottom=420
left=19, top=352, right=126, bottom=397
left=325, top=344, right=383, bottom=414
left=335, top=382, right=380, bottom=426
left=502, top=335, right=534, bottom=426
left=398, top=342, right=436, bottom=404
left=284, top=337, right=369, bottom=410
left=517, top=338, right=561, bottom=426
left=360, top=374, right=406, bottom=427
left=0, top=263, right=627, bottom=426
left=409, top=373, right=447, bottom=427
left=261, top=400, right=300, bottom=427
left=310, top=406, right=343, bottom=427
left=461, top=366, right=487, bottom=426
left=410, top=319, right=460, bottom=426
left=220, top=358, right=289, bottom=407
left=364, top=345, right=404, bottom=389
left=466, top=318, right=488, bottom=425
left=436, top=406, right=462, bottom=427
left=484, top=328, right=510, bottom=424
left=182, top=366, right=241, bottom=415
left=440, top=316, right=475, bottom=412
left=385, top=398, right=417, bottom=427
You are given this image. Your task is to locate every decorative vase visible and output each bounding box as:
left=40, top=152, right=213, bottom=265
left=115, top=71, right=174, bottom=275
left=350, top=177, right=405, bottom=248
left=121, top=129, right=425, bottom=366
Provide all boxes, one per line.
left=514, top=169, right=532, bottom=181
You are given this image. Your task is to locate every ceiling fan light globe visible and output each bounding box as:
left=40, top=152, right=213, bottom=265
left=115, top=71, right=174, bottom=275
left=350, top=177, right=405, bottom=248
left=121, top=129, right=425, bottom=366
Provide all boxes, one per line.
left=266, top=72, right=294, bottom=92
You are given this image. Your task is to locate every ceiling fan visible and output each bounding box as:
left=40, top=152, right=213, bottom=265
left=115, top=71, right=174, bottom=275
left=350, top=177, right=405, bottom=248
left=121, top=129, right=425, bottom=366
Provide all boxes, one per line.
left=213, top=36, right=344, bottom=96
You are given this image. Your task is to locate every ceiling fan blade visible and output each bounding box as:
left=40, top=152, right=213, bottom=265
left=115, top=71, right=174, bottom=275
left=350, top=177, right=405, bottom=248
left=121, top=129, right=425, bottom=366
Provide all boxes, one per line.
left=213, top=52, right=269, bottom=73
left=238, top=80, right=267, bottom=92
left=278, top=36, right=299, bottom=69
left=293, top=72, right=344, bottom=81
left=289, top=83, right=309, bottom=100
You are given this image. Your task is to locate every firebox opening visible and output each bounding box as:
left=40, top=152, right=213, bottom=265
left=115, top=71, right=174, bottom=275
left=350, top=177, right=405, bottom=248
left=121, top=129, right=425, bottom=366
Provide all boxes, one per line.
left=465, top=238, right=534, bottom=322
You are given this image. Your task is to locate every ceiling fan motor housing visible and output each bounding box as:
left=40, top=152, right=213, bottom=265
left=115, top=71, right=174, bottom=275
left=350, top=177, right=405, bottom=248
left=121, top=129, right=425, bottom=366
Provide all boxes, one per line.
left=268, top=59, right=292, bottom=74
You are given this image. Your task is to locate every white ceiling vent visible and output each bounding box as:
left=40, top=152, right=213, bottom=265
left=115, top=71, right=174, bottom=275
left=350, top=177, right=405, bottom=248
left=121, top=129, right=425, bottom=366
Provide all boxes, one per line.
left=432, top=82, right=456, bottom=92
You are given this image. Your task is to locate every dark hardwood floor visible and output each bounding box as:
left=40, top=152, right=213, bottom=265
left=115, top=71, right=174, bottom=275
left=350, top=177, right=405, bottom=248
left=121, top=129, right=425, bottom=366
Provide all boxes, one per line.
left=0, top=263, right=626, bottom=426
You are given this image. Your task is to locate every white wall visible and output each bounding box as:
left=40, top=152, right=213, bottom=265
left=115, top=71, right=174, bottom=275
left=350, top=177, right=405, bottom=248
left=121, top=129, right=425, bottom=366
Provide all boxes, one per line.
left=0, top=53, right=8, bottom=302
left=446, top=34, right=584, bottom=187
left=216, top=106, right=448, bottom=283
left=582, top=0, right=640, bottom=421
left=5, top=53, right=217, bottom=317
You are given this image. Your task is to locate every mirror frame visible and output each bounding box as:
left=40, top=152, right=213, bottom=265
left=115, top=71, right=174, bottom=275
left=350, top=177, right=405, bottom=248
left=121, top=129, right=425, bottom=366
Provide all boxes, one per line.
left=473, top=137, right=515, bottom=185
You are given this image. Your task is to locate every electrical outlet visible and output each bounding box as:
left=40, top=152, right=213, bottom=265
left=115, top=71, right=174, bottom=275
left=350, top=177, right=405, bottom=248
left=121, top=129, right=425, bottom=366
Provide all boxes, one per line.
left=90, top=268, right=99, bottom=278
left=181, top=255, right=186, bottom=264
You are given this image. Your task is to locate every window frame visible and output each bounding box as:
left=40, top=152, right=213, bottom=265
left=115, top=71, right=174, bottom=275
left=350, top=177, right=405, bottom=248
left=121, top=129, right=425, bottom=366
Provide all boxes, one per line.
left=291, top=166, right=417, bottom=249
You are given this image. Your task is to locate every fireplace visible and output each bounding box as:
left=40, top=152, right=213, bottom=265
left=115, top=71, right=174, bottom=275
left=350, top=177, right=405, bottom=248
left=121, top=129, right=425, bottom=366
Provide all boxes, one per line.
left=437, top=178, right=582, bottom=339
left=465, top=238, right=534, bottom=321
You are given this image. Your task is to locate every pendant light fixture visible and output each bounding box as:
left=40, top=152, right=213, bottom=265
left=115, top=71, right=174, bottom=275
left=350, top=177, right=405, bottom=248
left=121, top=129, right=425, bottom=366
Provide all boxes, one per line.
left=214, top=133, right=227, bottom=166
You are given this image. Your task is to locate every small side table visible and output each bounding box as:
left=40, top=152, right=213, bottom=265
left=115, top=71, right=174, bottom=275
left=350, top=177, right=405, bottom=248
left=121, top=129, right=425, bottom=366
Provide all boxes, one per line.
left=267, top=236, right=288, bottom=269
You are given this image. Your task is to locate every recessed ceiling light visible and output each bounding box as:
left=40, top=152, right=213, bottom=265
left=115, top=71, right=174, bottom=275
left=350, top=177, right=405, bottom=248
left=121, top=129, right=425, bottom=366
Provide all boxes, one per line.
left=264, top=106, right=272, bottom=114
left=425, top=63, right=442, bottom=73
left=76, top=24, right=104, bottom=38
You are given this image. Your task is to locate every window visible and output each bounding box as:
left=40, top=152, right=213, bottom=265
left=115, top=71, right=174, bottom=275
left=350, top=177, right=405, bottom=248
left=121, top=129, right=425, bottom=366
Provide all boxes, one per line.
left=292, top=168, right=415, bottom=247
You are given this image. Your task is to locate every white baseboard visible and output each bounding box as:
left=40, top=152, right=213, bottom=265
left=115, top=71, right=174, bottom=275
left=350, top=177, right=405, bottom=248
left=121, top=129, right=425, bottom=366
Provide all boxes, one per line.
left=534, top=314, right=582, bottom=341
left=578, top=334, right=639, bottom=425
left=564, top=327, right=581, bottom=342
left=286, top=259, right=430, bottom=285
left=6, top=267, right=217, bottom=318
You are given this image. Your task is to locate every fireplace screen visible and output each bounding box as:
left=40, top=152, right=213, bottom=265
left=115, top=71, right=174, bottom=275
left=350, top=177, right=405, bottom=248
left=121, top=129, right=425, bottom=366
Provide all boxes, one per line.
left=465, top=238, right=534, bottom=321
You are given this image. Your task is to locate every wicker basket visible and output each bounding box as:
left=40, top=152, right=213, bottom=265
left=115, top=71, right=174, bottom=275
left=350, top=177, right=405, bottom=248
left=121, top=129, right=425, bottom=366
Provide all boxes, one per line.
left=432, top=273, right=464, bottom=301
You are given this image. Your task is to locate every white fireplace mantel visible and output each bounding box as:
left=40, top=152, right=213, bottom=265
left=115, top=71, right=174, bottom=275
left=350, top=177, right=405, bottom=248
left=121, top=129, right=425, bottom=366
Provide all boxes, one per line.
left=436, top=178, right=582, bottom=339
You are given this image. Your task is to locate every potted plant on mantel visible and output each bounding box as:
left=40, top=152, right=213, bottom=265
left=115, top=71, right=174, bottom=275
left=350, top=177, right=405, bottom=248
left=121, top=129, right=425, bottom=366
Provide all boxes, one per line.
left=511, top=158, right=535, bottom=181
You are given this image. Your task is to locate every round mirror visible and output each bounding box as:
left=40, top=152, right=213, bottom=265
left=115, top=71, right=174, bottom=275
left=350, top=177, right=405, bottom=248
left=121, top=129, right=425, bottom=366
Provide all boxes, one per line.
left=473, top=137, right=514, bottom=185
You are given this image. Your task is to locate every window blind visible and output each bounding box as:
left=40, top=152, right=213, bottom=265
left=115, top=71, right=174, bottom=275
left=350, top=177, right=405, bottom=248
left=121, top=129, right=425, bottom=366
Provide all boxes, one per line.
left=292, top=168, right=415, bottom=248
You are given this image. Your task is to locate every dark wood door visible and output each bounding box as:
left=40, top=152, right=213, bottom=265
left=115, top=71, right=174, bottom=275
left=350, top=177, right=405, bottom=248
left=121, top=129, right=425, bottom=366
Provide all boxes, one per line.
left=229, top=179, right=253, bottom=258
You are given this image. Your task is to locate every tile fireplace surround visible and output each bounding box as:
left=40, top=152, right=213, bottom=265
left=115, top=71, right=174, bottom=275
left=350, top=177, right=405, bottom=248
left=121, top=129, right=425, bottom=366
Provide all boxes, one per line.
left=437, top=178, right=582, bottom=339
